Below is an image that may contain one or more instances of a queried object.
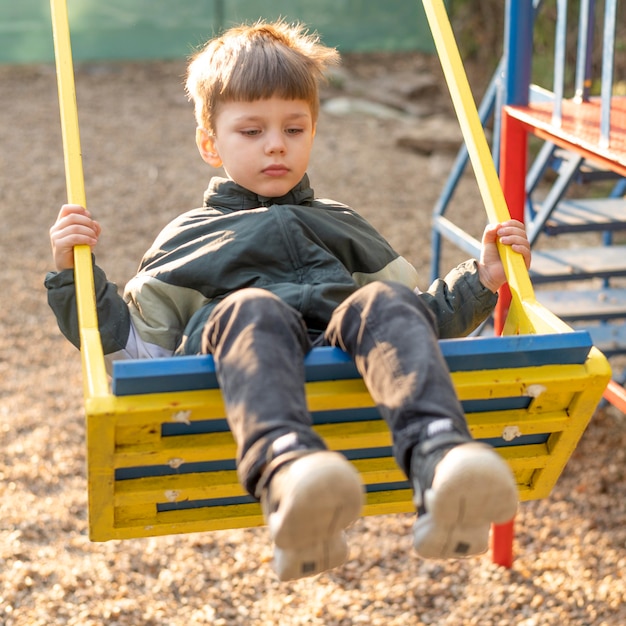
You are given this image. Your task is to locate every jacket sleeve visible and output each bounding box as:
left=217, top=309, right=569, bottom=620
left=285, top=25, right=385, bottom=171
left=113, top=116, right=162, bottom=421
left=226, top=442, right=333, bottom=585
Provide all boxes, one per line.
left=419, top=259, right=498, bottom=339
left=44, top=262, right=131, bottom=354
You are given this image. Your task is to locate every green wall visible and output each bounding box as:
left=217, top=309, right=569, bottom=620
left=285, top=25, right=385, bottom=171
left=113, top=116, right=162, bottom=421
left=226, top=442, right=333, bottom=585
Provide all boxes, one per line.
left=1, top=1, right=438, bottom=64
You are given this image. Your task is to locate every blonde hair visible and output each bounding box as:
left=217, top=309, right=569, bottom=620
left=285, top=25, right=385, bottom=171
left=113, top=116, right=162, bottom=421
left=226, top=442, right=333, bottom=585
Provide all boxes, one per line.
left=185, top=20, right=339, bottom=133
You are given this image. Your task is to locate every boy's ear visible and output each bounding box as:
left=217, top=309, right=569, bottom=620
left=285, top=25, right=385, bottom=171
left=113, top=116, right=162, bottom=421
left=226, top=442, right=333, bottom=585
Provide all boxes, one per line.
left=196, top=127, right=222, bottom=167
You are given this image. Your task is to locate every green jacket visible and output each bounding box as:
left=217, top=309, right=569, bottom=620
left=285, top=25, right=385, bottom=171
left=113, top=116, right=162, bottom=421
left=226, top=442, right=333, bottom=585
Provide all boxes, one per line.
left=45, top=176, right=497, bottom=368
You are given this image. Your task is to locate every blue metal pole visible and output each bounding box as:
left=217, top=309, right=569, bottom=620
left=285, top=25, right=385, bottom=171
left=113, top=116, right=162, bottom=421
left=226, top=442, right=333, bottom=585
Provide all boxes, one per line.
left=574, top=0, right=595, bottom=102
left=600, top=0, right=617, bottom=149
left=503, top=0, right=533, bottom=107
left=552, top=0, right=568, bottom=126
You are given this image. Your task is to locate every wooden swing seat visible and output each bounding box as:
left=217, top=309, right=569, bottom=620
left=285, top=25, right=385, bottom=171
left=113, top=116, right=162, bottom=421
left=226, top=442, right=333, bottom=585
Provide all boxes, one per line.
left=84, top=328, right=609, bottom=542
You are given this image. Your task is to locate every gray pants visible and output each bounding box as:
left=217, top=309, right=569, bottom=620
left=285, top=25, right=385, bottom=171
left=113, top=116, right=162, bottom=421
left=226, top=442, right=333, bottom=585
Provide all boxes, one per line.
left=202, top=281, right=471, bottom=496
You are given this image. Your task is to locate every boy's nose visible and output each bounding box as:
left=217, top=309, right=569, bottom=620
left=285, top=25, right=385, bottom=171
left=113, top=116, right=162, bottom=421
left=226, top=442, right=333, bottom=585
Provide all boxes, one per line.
left=265, top=132, right=286, bottom=154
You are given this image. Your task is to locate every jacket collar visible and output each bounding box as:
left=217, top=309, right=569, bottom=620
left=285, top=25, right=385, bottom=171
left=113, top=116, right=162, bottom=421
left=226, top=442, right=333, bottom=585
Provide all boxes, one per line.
left=203, top=175, right=315, bottom=211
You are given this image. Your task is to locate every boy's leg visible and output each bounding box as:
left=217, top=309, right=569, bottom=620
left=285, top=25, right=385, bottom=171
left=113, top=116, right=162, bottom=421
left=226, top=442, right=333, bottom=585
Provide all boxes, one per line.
left=202, top=288, right=363, bottom=580
left=323, top=281, right=518, bottom=559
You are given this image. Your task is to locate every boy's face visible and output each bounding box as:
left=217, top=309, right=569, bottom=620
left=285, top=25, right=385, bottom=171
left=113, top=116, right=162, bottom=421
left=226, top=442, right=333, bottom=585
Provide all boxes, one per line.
left=197, top=97, right=316, bottom=198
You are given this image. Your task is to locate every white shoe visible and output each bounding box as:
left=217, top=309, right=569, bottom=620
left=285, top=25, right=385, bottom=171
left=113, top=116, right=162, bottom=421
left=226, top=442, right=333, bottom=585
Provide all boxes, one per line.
left=260, top=450, right=364, bottom=581
left=413, top=442, right=518, bottom=559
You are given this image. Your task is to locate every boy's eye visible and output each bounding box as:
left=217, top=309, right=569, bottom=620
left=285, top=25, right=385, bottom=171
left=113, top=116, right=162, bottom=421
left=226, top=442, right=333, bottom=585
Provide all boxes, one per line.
left=286, top=127, right=304, bottom=135
left=241, top=129, right=261, bottom=136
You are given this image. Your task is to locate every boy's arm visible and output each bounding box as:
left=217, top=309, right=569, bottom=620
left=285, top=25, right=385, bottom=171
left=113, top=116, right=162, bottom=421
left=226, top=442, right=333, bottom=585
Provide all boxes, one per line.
left=45, top=264, right=183, bottom=369
left=44, top=263, right=131, bottom=354
left=46, top=203, right=177, bottom=366
left=419, top=259, right=497, bottom=339
left=420, top=219, right=531, bottom=338
left=47, top=203, right=132, bottom=353
left=477, top=220, right=531, bottom=292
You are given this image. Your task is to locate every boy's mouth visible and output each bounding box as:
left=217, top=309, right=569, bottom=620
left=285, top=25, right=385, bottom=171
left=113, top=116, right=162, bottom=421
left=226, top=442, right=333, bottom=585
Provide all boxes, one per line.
left=263, top=165, right=289, bottom=176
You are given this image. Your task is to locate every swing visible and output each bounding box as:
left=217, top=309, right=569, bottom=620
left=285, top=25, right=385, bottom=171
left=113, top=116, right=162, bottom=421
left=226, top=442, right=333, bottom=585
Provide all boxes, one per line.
left=50, top=0, right=611, bottom=567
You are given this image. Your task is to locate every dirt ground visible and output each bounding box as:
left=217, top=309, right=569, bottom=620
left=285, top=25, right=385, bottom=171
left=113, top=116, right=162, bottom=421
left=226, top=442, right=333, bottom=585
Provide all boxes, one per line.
left=1, top=51, right=625, bottom=625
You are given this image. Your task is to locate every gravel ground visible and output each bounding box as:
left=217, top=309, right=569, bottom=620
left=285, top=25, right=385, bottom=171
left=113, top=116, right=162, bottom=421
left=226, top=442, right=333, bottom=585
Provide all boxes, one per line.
left=1, top=52, right=625, bottom=625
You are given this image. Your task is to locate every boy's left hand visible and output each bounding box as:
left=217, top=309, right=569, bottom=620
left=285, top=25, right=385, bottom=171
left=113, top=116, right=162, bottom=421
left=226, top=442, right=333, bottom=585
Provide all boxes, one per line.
left=477, top=219, right=531, bottom=293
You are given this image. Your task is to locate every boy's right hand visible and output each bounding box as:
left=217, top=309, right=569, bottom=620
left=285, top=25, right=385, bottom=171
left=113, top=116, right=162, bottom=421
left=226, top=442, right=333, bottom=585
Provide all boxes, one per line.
left=50, top=204, right=101, bottom=271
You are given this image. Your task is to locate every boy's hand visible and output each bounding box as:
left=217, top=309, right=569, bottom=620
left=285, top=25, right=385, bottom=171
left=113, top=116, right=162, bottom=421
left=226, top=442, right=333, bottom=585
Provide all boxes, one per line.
left=477, top=219, right=531, bottom=293
left=50, top=204, right=101, bottom=271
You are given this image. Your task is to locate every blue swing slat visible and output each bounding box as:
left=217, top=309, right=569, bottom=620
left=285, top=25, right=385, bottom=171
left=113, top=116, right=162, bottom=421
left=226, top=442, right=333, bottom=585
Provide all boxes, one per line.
left=112, top=332, right=594, bottom=396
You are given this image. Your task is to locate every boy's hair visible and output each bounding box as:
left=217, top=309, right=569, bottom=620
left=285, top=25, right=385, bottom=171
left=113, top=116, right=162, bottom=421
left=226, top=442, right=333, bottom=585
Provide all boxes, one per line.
left=185, top=20, right=339, bottom=133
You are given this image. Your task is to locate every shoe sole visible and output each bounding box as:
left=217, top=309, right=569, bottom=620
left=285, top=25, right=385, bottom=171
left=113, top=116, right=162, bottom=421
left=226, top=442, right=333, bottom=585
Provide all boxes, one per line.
left=413, top=442, right=518, bottom=559
left=268, top=451, right=364, bottom=580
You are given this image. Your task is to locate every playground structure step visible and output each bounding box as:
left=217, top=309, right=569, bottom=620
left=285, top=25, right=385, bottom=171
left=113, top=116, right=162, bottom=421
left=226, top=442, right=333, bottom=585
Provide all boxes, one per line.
left=535, top=287, right=626, bottom=321
left=564, top=321, right=626, bottom=359
left=529, top=245, right=626, bottom=284
left=540, top=197, right=626, bottom=235
left=535, top=287, right=626, bottom=358
left=551, top=149, right=624, bottom=183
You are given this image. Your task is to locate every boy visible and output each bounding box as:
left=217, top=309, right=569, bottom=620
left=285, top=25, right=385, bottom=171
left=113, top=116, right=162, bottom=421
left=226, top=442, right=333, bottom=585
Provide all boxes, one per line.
left=47, top=20, right=531, bottom=581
